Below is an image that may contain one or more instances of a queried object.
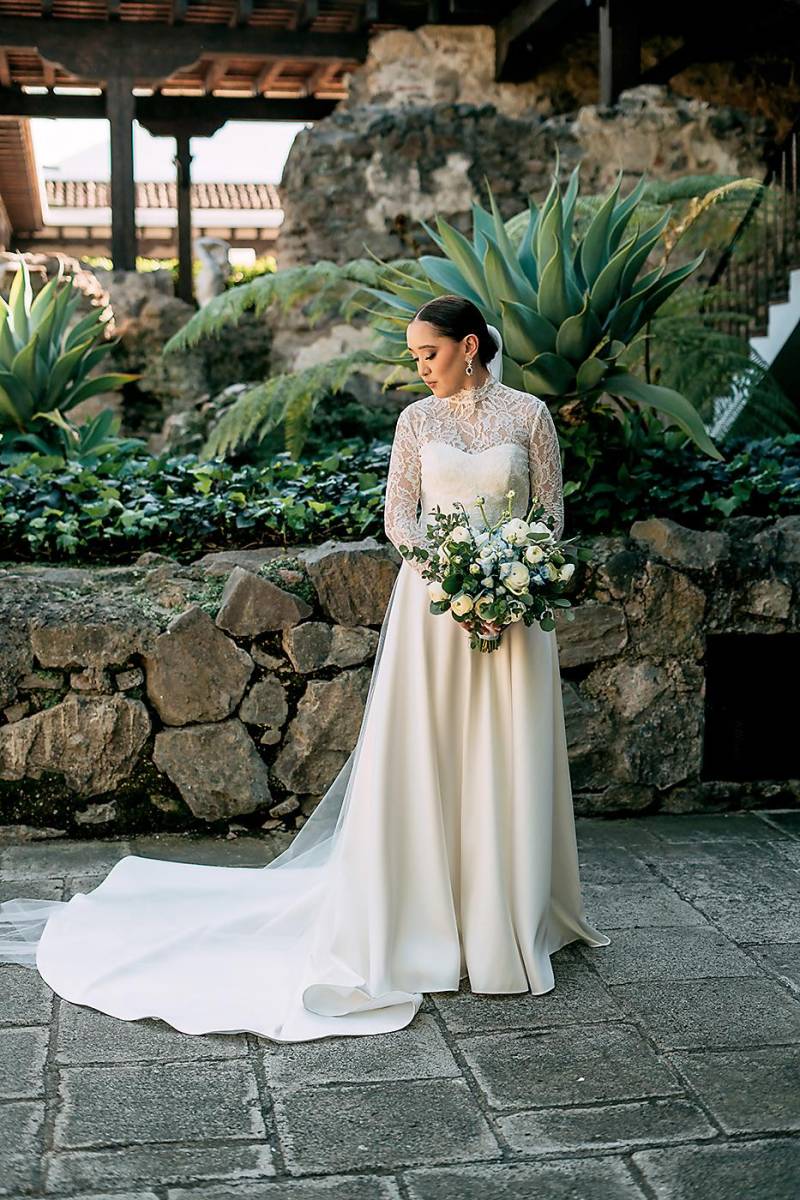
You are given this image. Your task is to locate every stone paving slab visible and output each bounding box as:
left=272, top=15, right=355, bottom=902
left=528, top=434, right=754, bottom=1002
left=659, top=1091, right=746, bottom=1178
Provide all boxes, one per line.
left=0, top=809, right=797, bottom=1200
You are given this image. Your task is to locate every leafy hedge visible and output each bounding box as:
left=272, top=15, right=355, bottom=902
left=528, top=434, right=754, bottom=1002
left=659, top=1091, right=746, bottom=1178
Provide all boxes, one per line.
left=0, top=433, right=797, bottom=565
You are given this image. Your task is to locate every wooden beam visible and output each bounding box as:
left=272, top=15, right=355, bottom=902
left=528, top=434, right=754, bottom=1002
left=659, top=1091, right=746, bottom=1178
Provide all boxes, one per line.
left=174, top=132, right=194, bottom=304
left=252, top=61, right=285, bottom=95
left=598, top=0, right=641, bottom=105
left=0, top=51, right=11, bottom=88
left=105, top=75, right=137, bottom=271
left=0, top=18, right=369, bottom=81
left=0, top=87, right=339, bottom=122
left=203, top=58, right=230, bottom=93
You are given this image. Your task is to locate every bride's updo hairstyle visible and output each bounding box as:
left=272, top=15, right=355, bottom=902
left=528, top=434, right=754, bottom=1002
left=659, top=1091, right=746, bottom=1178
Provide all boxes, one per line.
left=412, top=295, right=499, bottom=370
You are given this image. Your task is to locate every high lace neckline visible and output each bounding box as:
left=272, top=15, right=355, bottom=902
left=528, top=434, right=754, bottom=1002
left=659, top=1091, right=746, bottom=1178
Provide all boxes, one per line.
left=435, top=373, right=498, bottom=416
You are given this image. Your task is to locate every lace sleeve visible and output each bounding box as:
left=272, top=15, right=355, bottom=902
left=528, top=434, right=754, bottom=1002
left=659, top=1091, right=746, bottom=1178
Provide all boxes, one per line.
left=528, top=400, right=564, bottom=540
left=384, top=404, right=430, bottom=578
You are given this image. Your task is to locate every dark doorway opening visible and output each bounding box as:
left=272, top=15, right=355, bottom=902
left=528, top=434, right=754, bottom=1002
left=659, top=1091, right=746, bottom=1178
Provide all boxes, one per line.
left=703, top=633, right=800, bottom=781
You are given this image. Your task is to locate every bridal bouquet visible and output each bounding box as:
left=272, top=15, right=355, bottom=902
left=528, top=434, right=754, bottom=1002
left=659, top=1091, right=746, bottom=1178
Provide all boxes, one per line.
left=398, top=490, right=578, bottom=654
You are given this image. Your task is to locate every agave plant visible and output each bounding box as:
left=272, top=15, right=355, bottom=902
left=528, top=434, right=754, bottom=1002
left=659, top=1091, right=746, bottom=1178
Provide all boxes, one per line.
left=357, top=148, right=724, bottom=462
left=0, top=255, right=138, bottom=457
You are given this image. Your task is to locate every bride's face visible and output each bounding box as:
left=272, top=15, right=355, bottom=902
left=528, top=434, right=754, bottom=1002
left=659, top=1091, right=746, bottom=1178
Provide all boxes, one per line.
left=406, top=319, right=480, bottom=396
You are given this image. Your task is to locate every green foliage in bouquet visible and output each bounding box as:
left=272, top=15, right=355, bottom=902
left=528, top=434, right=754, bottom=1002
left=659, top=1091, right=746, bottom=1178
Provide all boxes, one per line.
left=399, top=488, right=581, bottom=654
left=0, top=255, right=139, bottom=459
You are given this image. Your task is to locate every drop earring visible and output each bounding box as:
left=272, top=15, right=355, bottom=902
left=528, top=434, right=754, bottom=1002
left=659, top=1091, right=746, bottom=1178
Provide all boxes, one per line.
left=465, top=357, right=474, bottom=376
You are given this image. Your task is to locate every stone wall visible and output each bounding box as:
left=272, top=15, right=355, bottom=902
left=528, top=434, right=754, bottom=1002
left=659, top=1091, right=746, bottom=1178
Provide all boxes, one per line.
left=277, top=65, right=774, bottom=269
left=1, top=516, right=797, bottom=841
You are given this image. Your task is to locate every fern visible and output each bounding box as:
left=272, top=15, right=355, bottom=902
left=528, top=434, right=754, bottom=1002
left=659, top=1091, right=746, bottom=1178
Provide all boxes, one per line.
left=164, top=257, right=424, bottom=354
left=200, top=347, right=385, bottom=460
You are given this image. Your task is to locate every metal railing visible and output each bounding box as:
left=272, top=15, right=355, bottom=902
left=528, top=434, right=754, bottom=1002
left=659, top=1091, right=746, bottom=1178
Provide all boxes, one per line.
left=701, top=114, right=800, bottom=341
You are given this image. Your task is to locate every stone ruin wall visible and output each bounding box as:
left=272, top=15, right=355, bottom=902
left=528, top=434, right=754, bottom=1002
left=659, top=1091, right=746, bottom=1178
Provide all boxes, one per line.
left=1, top=516, right=797, bottom=841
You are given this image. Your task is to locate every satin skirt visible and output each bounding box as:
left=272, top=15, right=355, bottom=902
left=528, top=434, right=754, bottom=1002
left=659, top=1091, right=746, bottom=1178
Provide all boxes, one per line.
left=0, top=559, right=610, bottom=1042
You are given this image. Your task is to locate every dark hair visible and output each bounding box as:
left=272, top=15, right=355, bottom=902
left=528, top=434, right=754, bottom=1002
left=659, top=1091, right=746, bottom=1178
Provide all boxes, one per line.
left=410, top=295, right=499, bottom=369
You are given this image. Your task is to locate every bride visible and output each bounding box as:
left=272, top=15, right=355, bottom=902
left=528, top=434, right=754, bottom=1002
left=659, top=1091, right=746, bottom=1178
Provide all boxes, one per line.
left=0, top=293, right=610, bottom=1042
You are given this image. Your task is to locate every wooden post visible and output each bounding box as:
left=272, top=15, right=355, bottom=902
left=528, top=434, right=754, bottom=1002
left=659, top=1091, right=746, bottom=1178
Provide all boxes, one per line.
left=105, top=75, right=137, bottom=270
left=598, top=0, right=641, bottom=107
left=175, top=132, right=194, bottom=304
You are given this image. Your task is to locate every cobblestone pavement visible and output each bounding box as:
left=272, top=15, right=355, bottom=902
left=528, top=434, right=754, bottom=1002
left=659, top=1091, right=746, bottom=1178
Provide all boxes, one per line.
left=1, top=810, right=798, bottom=1200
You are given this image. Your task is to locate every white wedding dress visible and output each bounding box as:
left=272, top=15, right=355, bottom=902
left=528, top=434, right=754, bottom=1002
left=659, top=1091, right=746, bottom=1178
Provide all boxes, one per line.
left=0, top=369, right=610, bottom=1043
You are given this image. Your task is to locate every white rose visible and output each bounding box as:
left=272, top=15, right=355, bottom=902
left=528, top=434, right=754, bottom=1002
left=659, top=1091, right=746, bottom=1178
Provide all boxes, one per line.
left=524, top=543, right=545, bottom=565
left=450, top=525, right=471, bottom=543
left=427, top=581, right=449, bottom=603
left=500, top=518, right=531, bottom=545
left=504, top=561, right=531, bottom=594
left=450, top=592, right=475, bottom=616
left=559, top=562, right=575, bottom=582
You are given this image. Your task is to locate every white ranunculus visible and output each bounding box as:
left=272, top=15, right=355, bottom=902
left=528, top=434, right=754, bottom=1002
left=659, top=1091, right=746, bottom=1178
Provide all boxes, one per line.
left=469, top=563, right=481, bottom=574
left=524, top=543, right=545, bottom=565
left=450, top=525, right=471, bottom=543
left=450, top=592, right=475, bottom=616
left=427, top=581, right=449, bottom=603
left=559, top=562, right=575, bottom=582
left=504, top=561, right=531, bottom=594
left=500, top=518, right=531, bottom=545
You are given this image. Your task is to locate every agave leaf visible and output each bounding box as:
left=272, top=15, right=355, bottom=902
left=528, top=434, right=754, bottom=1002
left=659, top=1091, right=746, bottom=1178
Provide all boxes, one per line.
left=556, top=294, right=603, bottom=362
left=483, top=241, right=525, bottom=312
left=576, top=356, right=608, bottom=391
left=536, top=186, right=563, bottom=282
left=607, top=174, right=649, bottom=253
left=619, top=211, right=672, bottom=295
left=590, top=227, right=640, bottom=319
left=515, top=199, right=540, bottom=291
left=10, top=332, right=40, bottom=395
left=561, top=160, right=582, bottom=247
left=358, top=284, right=419, bottom=313
left=433, top=213, right=492, bottom=304
left=471, top=201, right=496, bottom=250
left=0, top=315, right=17, bottom=369
left=577, top=169, right=624, bottom=288
left=7, top=258, right=32, bottom=343
left=606, top=369, right=724, bottom=460
left=538, top=238, right=583, bottom=326
left=0, top=382, right=24, bottom=429
left=500, top=299, right=557, bottom=360
left=418, top=256, right=486, bottom=308
left=606, top=291, right=646, bottom=342
left=499, top=356, right=526, bottom=390
left=64, top=308, right=109, bottom=352
left=635, top=251, right=706, bottom=325
left=29, top=275, right=61, bottom=328
left=46, top=339, right=96, bottom=406
left=0, top=369, right=34, bottom=421
left=36, top=408, right=78, bottom=440
left=521, top=352, right=576, bottom=395
left=61, top=372, right=139, bottom=412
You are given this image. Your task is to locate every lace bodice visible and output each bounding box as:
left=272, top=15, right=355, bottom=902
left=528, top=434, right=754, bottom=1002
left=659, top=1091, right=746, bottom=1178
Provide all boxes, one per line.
left=384, top=378, right=565, bottom=579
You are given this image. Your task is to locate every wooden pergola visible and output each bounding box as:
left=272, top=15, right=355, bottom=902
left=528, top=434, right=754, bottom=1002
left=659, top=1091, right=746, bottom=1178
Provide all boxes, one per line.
left=1, top=1, right=794, bottom=301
